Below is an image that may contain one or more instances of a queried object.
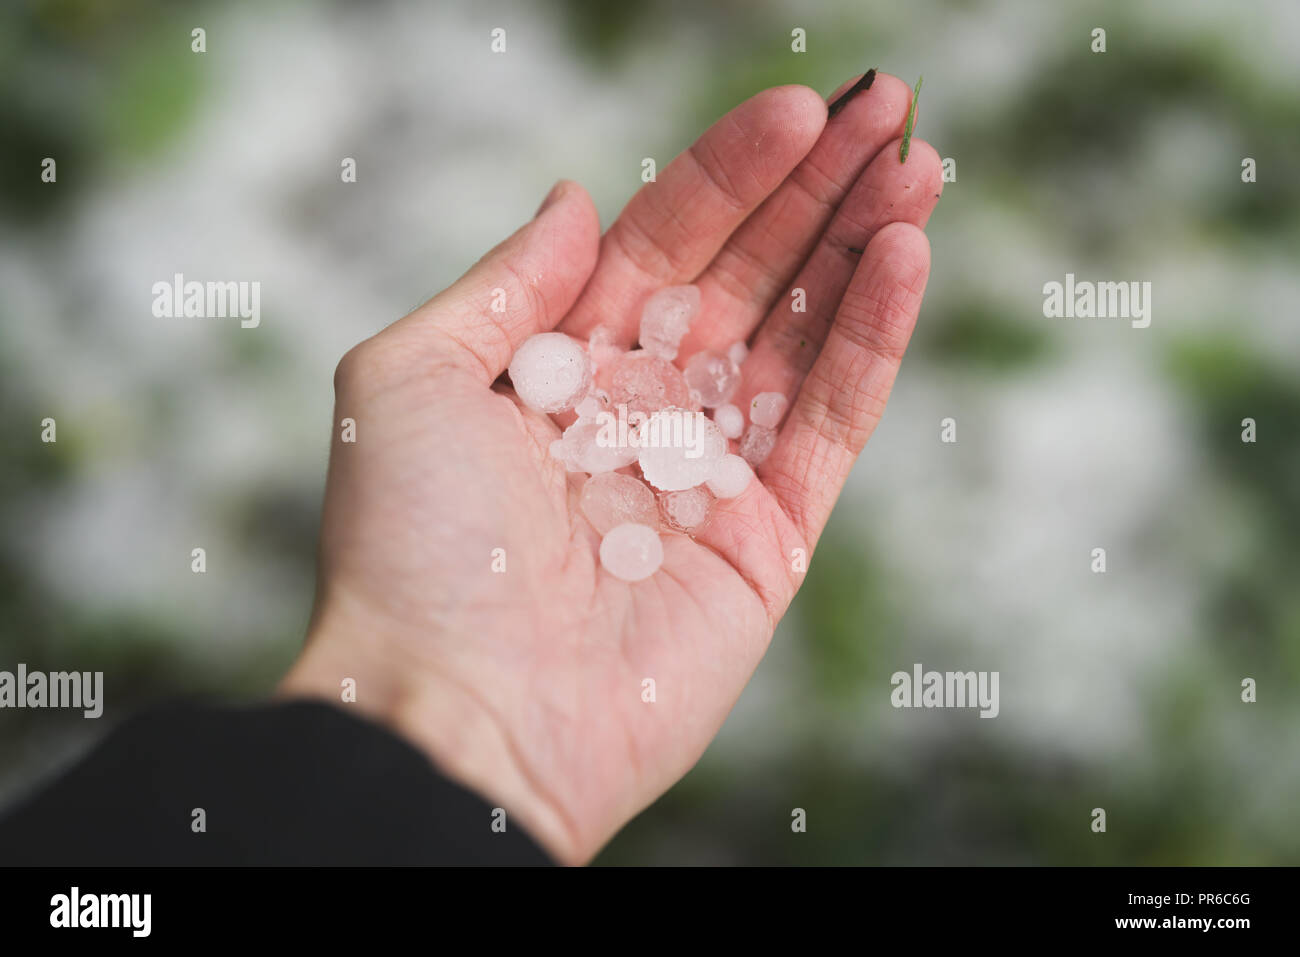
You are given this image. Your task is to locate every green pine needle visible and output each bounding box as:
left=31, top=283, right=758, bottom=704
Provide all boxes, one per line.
left=900, top=74, right=923, bottom=162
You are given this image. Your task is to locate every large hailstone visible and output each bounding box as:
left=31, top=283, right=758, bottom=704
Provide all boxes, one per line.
left=683, top=350, right=741, bottom=408
left=551, top=420, right=638, bottom=473
left=508, top=332, right=592, bottom=413
left=706, top=454, right=754, bottom=499
left=581, top=473, right=658, bottom=534
left=599, top=522, right=664, bottom=582
left=659, top=487, right=712, bottom=532
left=609, top=350, right=692, bottom=417
left=637, top=407, right=728, bottom=491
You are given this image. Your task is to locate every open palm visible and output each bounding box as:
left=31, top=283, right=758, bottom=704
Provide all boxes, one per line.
left=282, top=74, right=942, bottom=864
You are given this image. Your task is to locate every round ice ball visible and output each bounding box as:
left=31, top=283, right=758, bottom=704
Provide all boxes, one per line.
left=683, top=351, right=741, bottom=408
left=659, top=487, right=712, bottom=532
left=508, top=332, right=592, bottom=413
left=556, top=420, right=638, bottom=473
left=712, top=403, right=745, bottom=439
left=706, top=454, right=754, bottom=499
left=609, top=350, right=692, bottom=417
left=749, top=391, right=789, bottom=429
left=581, top=473, right=658, bottom=534
left=599, top=522, right=664, bottom=582
left=637, top=408, right=728, bottom=491
left=739, top=424, right=777, bottom=467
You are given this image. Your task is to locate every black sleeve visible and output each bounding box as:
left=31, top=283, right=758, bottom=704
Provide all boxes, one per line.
left=0, top=700, right=552, bottom=866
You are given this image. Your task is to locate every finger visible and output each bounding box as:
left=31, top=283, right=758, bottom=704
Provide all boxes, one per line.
left=372, top=180, right=601, bottom=383
left=731, top=138, right=942, bottom=419
left=561, top=85, right=826, bottom=344
left=759, top=221, right=931, bottom=549
left=678, top=72, right=913, bottom=357
left=688, top=478, right=811, bottom=625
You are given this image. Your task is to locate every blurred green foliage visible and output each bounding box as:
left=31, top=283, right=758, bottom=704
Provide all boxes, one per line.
left=916, top=300, right=1055, bottom=371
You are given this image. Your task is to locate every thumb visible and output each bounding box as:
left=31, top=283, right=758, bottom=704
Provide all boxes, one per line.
left=382, top=180, right=601, bottom=382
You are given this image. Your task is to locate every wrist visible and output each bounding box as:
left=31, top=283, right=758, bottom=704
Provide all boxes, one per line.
left=277, top=595, right=588, bottom=865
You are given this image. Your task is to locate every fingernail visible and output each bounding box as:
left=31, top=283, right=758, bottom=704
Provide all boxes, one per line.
left=535, top=180, right=567, bottom=217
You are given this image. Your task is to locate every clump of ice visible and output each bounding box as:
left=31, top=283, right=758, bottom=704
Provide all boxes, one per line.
left=554, top=419, right=637, bottom=473
left=574, top=393, right=605, bottom=420
left=712, top=403, right=744, bottom=439
left=749, top=391, right=789, bottom=429
left=508, top=332, right=592, bottom=413
left=581, top=472, right=658, bottom=534
left=683, top=351, right=741, bottom=408
left=639, top=285, right=700, bottom=360
left=739, top=424, right=777, bottom=467
left=587, top=325, right=624, bottom=371
left=659, top=486, right=713, bottom=532
left=610, top=350, right=692, bottom=417
left=513, top=288, right=777, bottom=583
left=637, top=408, right=728, bottom=491
left=599, top=523, right=664, bottom=582
left=706, top=454, right=754, bottom=499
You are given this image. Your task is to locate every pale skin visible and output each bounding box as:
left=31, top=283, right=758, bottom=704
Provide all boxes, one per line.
left=278, top=73, right=943, bottom=864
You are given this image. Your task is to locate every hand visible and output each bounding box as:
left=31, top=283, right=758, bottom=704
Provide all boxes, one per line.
left=279, top=74, right=942, bottom=864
